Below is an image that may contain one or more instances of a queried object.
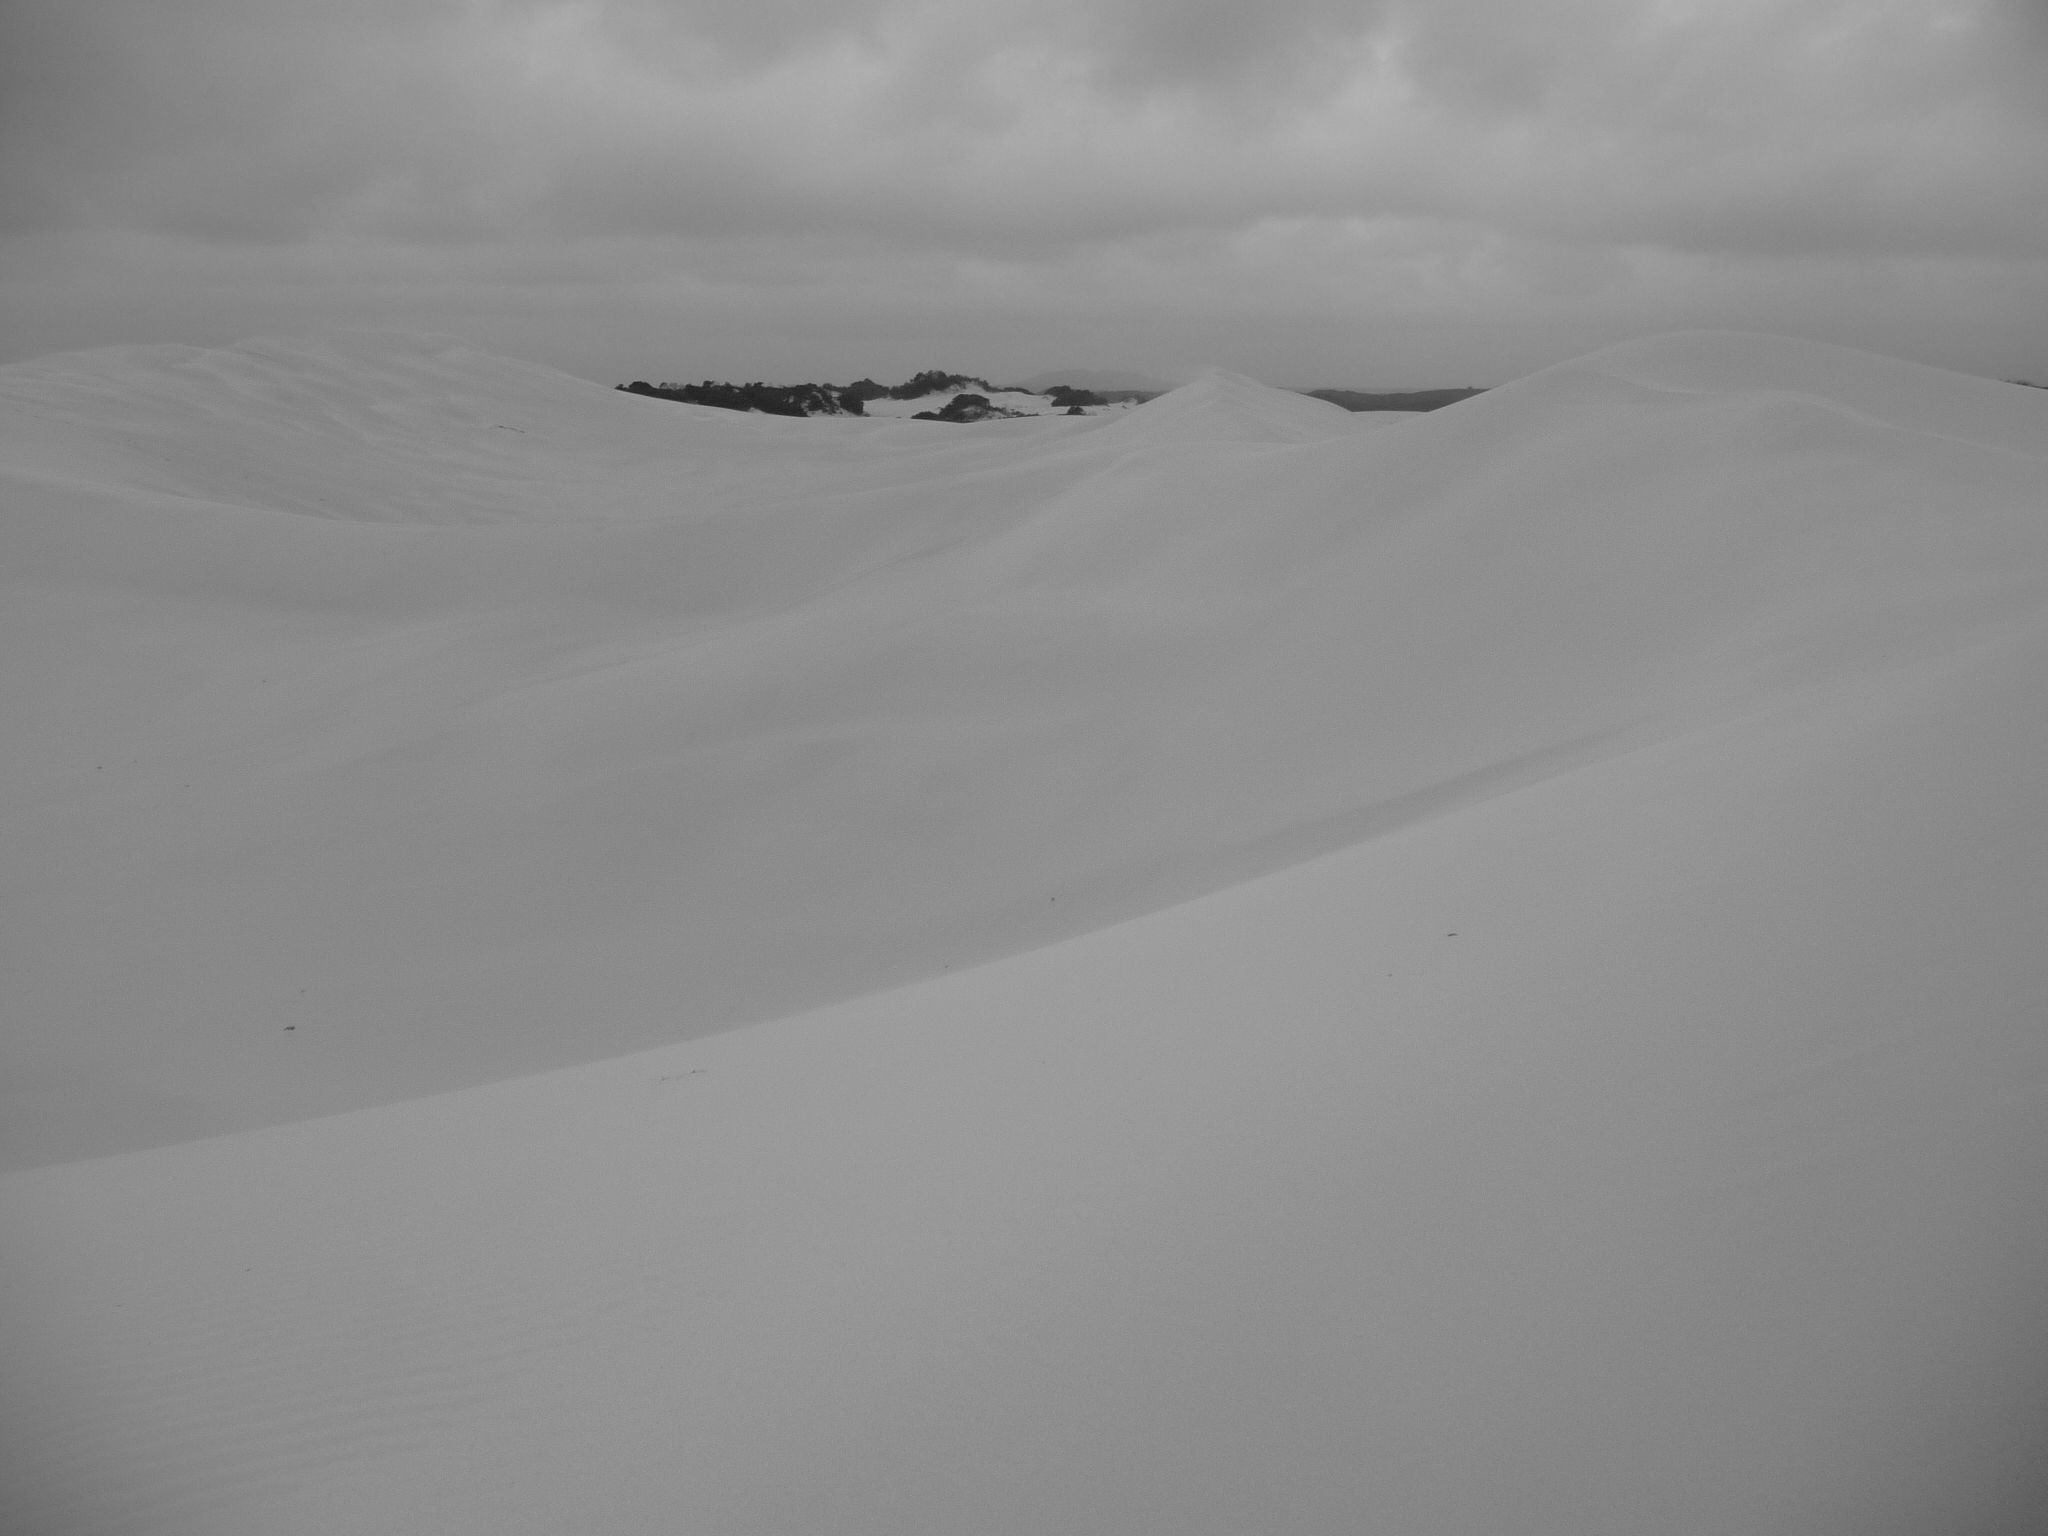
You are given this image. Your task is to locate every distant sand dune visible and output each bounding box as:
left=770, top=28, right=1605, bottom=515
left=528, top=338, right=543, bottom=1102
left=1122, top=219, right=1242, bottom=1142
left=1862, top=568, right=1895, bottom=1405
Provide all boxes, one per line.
left=3, top=331, right=2046, bottom=1534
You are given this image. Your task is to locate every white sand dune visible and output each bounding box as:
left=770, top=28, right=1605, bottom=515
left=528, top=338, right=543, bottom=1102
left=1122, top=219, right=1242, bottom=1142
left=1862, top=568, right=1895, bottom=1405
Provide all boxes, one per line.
left=2, top=331, right=2046, bottom=1533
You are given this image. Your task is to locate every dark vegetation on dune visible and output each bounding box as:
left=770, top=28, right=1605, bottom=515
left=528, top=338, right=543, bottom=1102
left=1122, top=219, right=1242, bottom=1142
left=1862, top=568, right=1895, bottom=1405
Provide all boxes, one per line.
left=617, top=379, right=863, bottom=416
left=887, top=370, right=993, bottom=399
left=1042, top=384, right=1109, bottom=409
left=618, top=371, right=1490, bottom=419
left=912, top=393, right=1001, bottom=423
left=616, top=369, right=1014, bottom=418
left=905, top=385, right=1110, bottom=422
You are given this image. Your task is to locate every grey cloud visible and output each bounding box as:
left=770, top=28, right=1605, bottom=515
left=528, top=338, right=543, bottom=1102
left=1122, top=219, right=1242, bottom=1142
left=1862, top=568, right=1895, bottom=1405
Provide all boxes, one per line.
left=1064, top=0, right=1394, bottom=99
left=3, top=0, right=2047, bottom=383
left=8, top=0, right=2045, bottom=256
left=582, top=0, right=901, bottom=71
left=0, top=0, right=478, bottom=238
left=562, top=0, right=1394, bottom=98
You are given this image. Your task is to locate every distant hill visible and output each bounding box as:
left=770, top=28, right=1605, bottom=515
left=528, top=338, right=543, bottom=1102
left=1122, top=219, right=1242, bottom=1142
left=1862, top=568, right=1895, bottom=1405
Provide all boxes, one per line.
left=1300, top=387, right=1486, bottom=413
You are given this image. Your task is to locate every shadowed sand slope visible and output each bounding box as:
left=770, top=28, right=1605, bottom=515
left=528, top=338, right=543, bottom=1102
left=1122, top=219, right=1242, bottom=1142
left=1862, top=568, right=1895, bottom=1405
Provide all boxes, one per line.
left=2, top=330, right=2047, bottom=1532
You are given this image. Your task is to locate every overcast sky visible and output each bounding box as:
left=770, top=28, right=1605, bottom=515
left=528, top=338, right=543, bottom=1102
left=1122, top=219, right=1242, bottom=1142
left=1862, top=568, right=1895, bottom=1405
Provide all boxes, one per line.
left=4, top=0, right=2047, bottom=387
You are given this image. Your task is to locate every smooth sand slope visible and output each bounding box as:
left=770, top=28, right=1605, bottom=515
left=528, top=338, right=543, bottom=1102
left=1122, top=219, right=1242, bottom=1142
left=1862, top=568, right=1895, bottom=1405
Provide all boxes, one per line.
left=2, top=331, right=2046, bottom=1533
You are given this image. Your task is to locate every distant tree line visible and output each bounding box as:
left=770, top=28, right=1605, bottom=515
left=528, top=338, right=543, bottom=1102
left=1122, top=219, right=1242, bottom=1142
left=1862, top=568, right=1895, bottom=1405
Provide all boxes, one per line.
left=616, top=380, right=861, bottom=416
left=614, top=368, right=1130, bottom=421
left=883, top=370, right=994, bottom=400
left=1042, top=385, right=1108, bottom=410
left=909, top=384, right=1108, bottom=421
left=615, top=371, right=1488, bottom=420
left=615, top=369, right=1028, bottom=418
